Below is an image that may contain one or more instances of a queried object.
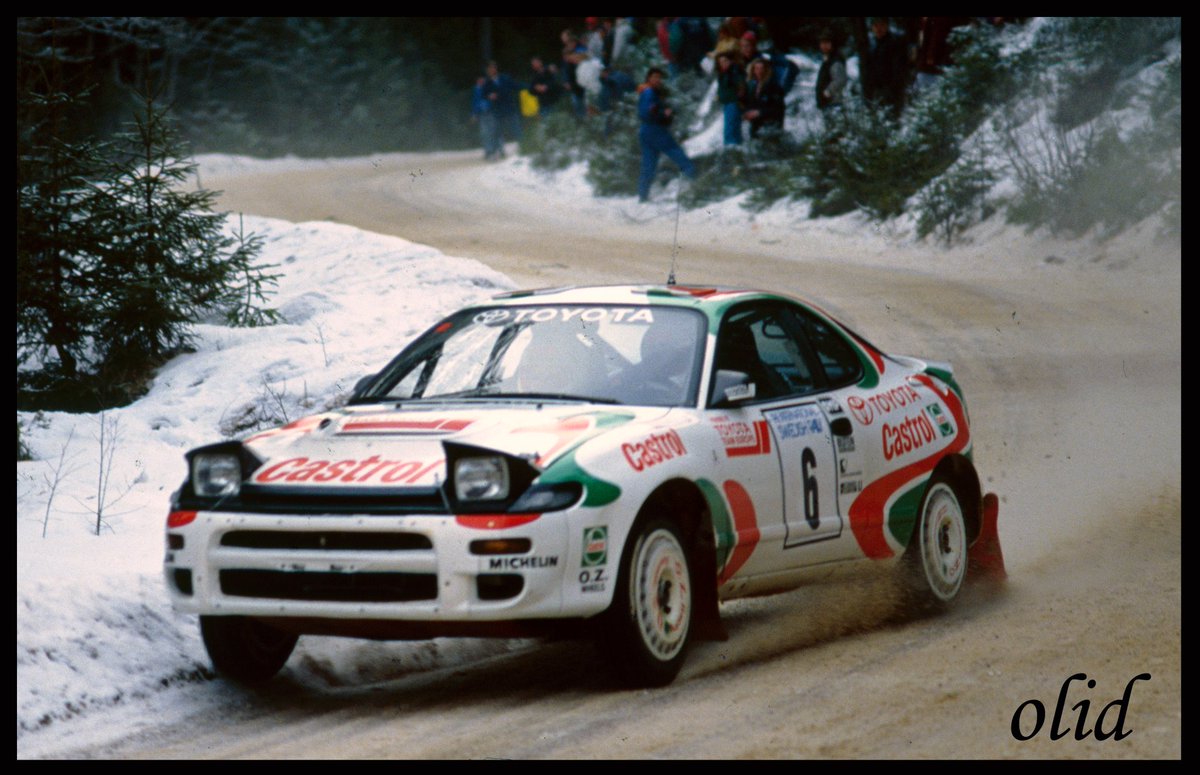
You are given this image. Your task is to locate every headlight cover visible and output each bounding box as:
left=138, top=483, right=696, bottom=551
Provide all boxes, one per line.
left=454, top=456, right=510, bottom=501
left=509, top=482, right=583, bottom=513
left=192, top=453, right=243, bottom=498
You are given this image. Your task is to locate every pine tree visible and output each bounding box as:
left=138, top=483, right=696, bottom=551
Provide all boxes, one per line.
left=222, top=214, right=281, bottom=328
left=17, top=132, right=110, bottom=378
left=91, top=86, right=273, bottom=378
left=17, top=17, right=111, bottom=378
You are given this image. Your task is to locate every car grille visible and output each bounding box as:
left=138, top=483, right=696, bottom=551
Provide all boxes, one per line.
left=219, top=569, right=438, bottom=603
left=197, top=484, right=449, bottom=515
left=220, top=530, right=432, bottom=551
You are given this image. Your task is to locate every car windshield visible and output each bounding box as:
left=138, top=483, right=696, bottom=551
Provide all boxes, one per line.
left=359, top=304, right=707, bottom=407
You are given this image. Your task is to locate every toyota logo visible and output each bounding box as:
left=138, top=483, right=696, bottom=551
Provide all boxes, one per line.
left=473, top=309, right=511, bottom=325
left=846, top=396, right=873, bottom=425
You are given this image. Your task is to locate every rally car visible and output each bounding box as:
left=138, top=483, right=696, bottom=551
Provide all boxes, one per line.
left=164, top=284, right=1004, bottom=687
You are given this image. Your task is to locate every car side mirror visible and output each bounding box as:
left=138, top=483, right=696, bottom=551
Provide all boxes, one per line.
left=712, top=369, right=756, bottom=405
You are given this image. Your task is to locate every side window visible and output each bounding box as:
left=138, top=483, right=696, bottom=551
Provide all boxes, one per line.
left=792, top=308, right=863, bottom=388
left=712, top=304, right=821, bottom=403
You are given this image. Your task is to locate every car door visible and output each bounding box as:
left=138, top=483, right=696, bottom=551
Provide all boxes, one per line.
left=708, top=302, right=848, bottom=576
left=786, top=305, right=872, bottom=525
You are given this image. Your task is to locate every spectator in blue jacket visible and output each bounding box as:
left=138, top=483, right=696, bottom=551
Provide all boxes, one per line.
left=471, top=76, right=500, bottom=160
left=481, top=60, right=522, bottom=157
left=636, top=68, right=696, bottom=203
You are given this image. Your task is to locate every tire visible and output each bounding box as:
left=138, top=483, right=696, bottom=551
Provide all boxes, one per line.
left=904, top=476, right=969, bottom=610
left=200, top=615, right=298, bottom=684
left=604, top=518, right=693, bottom=687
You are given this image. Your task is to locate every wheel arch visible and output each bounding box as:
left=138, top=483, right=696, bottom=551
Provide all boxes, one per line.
left=930, top=453, right=982, bottom=546
left=630, top=477, right=725, bottom=641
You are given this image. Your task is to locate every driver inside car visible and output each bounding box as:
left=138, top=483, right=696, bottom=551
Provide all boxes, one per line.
left=615, top=320, right=697, bottom=406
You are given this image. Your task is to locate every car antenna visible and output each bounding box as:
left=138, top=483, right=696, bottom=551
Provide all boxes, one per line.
left=667, top=190, right=682, bottom=285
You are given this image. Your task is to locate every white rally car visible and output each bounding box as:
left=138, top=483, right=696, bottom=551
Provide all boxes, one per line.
left=165, top=284, right=1004, bottom=686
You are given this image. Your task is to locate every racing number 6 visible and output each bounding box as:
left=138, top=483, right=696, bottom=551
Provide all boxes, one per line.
left=801, top=447, right=819, bottom=530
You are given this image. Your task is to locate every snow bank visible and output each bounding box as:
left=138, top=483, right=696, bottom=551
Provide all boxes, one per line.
left=17, top=214, right=519, bottom=751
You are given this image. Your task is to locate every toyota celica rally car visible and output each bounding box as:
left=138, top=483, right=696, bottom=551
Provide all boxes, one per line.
left=165, top=284, right=1005, bottom=687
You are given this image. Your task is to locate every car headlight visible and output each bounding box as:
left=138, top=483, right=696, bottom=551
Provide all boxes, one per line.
left=454, top=456, right=509, bottom=501
left=192, top=453, right=243, bottom=498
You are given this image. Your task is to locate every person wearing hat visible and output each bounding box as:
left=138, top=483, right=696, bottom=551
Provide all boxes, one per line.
left=737, top=30, right=762, bottom=67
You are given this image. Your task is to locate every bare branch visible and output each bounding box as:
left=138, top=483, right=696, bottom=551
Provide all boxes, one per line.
left=41, top=427, right=81, bottom=538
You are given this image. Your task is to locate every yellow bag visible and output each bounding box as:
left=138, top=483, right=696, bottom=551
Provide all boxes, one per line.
left=519, top=89, right=539, bottom=117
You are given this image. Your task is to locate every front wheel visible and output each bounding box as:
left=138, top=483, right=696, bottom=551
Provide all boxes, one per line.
left=200, top=615, right=298, bottom=684
left=904, top=477, right=968, bottom=611
left=603, top=518, right=693, bottom=687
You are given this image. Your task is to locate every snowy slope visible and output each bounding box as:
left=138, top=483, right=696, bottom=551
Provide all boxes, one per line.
left=17, top=213, right=520, bottom=750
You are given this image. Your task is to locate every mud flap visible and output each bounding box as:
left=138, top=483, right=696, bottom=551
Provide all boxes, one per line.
left=691, top=525, right=729, bottom=642
left=691, top=594, right=729, bottom=642
left=967, top=492, right=1007, bottom=583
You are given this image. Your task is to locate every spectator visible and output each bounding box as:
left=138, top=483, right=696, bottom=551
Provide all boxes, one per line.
left=576, top=17, right=622, bottom=118
left=715, top=51, right=745, bottom=146
left=669, top=17, right=714, bottom=76
left=602, top=17, right=638, bottom=95
left=583, top=16, right=605, bottom=61
left=915, top=17, right=971, bottom=93
left=561, top=28, right=590, bottom=117
left=610, top=17, right=636, bottom=69
left=582, top=15, right=614, bottom=111
left=738, top=31, right=800, bottom=95
left=528, top=56, right=561, bottom=115
left=709, top=19, right=743, bottom=67
left=656, top=17, right=678, bottom=77
left=742, top=58, right=785, bottom=139
left=481, top=60, right=521, bottom=156
left=815, top=30, right=848, bottom=112
left=470, top=75, right=499, bottom=160
left=861, top=17, right=909, bottom=116
left=725, top=16, right=758, bottom=42
left=636, top=67, right=696, bottom=202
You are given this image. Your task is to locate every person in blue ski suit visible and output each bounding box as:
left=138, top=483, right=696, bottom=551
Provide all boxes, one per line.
left=636, top=67, right=696, bottom=203
left=480, top=60, right=521, bottom=159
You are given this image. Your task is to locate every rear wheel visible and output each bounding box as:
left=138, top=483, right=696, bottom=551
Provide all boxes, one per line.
left=604, top=518, right=693, bottom=687
left=200, top=615, right=298, bottom=684
left=905, top=477, right=968, bottom=610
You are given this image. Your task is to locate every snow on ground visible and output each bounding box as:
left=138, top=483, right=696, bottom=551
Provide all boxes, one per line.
left=16, top=213, right=520, bottom=752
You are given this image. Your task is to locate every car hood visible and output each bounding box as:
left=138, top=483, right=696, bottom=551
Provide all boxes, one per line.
left=241, top=402, right=670, bottom=488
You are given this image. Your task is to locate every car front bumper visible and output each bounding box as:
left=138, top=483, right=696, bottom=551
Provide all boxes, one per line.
left=163, top=508, right=609, bottom=624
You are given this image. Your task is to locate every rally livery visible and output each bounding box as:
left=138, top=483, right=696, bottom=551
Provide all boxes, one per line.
left=165, top=284, right=1005, bottom=686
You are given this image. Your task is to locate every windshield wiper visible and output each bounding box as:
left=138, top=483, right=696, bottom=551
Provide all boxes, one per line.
left=446, top=390, right=620, bottom=404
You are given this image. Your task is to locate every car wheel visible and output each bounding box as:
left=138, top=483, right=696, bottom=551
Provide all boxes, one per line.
left=200, top=615, right=298, bottom=684
left=604, top=518, right=693, bottom=687
left=904, top=476, right=968, bottom=610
